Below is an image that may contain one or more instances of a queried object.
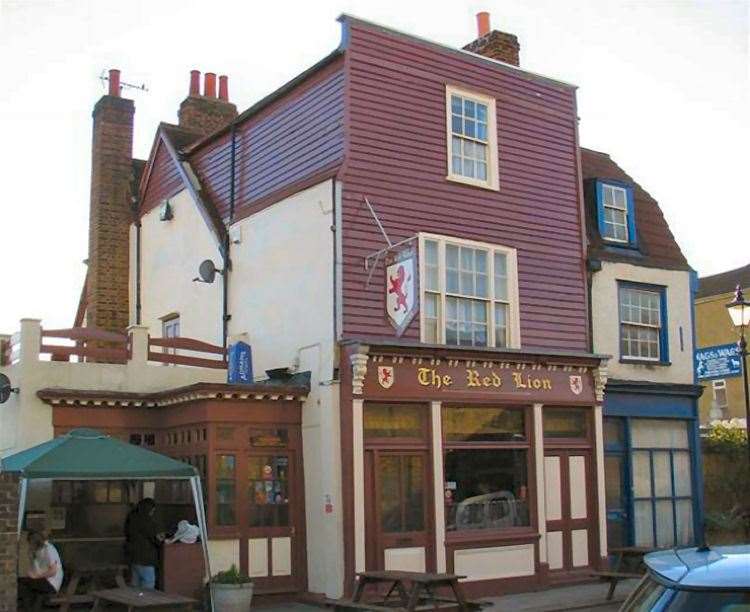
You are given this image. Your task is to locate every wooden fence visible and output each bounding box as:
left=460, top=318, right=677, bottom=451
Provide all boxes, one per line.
left=40, top=327, right=130, bottom=364
left=147, top=336, right=227, bottom=369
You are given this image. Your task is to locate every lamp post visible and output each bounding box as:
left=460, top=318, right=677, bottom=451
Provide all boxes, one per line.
left=726, top=284, right=750, bottom=466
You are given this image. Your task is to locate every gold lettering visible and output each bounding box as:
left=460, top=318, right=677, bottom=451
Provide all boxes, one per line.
left=482, top=376, right=491, bottom=387
left=431, top=369, right=442, bottom=390
left=542, top=379, right=552, bottom=390
left=418, top=368, right=431, bottom=387
left=512, top=372, right=526, bottom=389
left=443, top=375, right=453, bottom=387
left=467, top=369, right=481, bottom=387
left=532, top=379, right=541, bottom=389
left=492, top=372, right=502, bottom=387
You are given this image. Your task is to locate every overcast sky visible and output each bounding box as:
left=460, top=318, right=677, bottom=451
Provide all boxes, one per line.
left=0, top=0, right=747, bottom=332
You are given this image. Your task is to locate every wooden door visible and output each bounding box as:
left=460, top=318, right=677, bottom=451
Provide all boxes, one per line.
left=366, top=450, right=433, bottom=573
left=246, top=449, right=303, bottom=592
left=544, top=450, right=594, bottom=573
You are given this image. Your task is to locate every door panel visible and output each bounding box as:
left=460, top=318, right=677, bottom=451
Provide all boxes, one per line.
left=544, top=451, right=594, bottom=572
left=604, top=453, right=628, bottom=550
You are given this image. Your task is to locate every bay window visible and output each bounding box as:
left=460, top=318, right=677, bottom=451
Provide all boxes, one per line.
left=420, top=234, right=519, bottom=348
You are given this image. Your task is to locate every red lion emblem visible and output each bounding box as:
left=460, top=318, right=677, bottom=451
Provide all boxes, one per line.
left=388, top=264, right=409, bottom=313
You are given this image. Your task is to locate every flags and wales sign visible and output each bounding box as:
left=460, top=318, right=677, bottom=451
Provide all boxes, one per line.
left=694, top=343, right=742, bottom=380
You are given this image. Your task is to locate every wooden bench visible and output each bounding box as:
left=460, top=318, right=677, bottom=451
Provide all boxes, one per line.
left=591, top=570, right=643, bottom=601
left=47, top=594, right=94, bottom=609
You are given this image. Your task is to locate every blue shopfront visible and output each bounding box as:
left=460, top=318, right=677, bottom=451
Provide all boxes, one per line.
left=603, top=381, right=704, bottom=550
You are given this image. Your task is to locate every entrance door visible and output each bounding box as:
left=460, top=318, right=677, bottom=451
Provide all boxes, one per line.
left=544, top=451, right=594, bottom=573
left=247, top=450, right=303, bottom=592
left=366, top=450, right=432, bottom=572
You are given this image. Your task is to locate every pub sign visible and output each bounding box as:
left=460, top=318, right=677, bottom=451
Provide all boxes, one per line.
left=385, top=247, right=418, bottom=336
left=695, top=343, right=742, bottom=380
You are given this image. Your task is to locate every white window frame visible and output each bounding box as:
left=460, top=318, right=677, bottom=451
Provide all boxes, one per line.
left=418, top=233, right=520, bottom=349
left=619, top=286, right=662, bottom=362
left=712, top=379, right=728, bottom=410
left=602, top=184, right=629, bottom=243
left=445, top=85, right=499, bottom=191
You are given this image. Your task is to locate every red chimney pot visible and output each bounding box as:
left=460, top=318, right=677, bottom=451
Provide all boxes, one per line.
left=189, top=70, right=200, bottom=96
left=108, top=69, right=121, bottom=97
left=477, top=12, right=491, bottom=37
left=218, top=75, right=229, bottom=101
left=204, top=72, right=217, bottom=98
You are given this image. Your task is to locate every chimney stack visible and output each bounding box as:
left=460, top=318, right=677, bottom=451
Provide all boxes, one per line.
left=179, top=70, right=237, bottom=136
left=86, top=67, right=135, bottom=334
left=463, top=12, right=521, bottom=67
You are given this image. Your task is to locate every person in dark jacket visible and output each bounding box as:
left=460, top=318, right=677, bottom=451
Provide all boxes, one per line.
left=125, top=498, right=163, bottom=589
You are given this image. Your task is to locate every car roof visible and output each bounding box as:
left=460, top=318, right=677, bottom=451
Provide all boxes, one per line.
left=646, top=545, right=750, bottom=590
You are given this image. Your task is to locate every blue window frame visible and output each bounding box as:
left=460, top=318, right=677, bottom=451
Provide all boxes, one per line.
left=618, top=282, right=669, bottom=364
left=596, top=180, right=637, bottom=247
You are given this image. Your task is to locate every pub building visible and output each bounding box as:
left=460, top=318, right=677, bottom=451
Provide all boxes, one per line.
left=1, top=11, right=682, bottom=604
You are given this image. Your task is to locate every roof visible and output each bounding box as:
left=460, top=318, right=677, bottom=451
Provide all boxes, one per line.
left=646, top=545, right=750, bottom=590
left=697, top=263, right=750, bottom=299
left=1, top=428, right=196, bottom=479
left=580, top=148, right=691, bottom=272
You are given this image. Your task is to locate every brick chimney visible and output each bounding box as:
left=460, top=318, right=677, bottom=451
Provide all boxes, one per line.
left=178, top=70, right=238, bottom=136
left=86, top=69, right=134, bottom=334
left=463, top=12, right=520, bottom=67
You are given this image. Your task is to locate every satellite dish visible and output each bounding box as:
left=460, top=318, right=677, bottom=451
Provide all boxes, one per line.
left=194, top=259, right=223, bottom=284
left=0, top=373, right=17, bottom=404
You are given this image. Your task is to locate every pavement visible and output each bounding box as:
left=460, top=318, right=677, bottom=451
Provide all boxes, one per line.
left=255, top=578, right=640, bottom=611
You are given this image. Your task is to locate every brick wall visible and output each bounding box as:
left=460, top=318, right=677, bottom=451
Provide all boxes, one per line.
left=463, top=30, right=521, bottom=66
left=0, top=472, right=19, bottom=612
left=178, top=95, right=237, bottom=137
left=86, top=94, right=135, bottom=334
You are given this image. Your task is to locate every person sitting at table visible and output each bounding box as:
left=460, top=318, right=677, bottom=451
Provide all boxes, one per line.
left=125, top=498, right=164, bottom=589
left=17, top=529, right=64, bottom=609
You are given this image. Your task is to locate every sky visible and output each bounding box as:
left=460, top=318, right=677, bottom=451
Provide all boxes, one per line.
left=0, top=0, right=747, bottom=332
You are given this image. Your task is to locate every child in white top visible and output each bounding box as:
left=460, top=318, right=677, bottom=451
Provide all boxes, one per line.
left=18, top=530, right=64, bottom=609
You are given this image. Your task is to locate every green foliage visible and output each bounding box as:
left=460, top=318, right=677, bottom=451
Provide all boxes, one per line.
left=212, top=564, right=253, bottom=584
left=704, top=423, right=748, bottom=453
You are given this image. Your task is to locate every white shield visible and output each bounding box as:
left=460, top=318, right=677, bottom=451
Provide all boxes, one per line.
left=386, top=249, right=417, bottom=335
left=378, top=366, right=395, bottom=389
left=569, top=375, right=583, bottom=395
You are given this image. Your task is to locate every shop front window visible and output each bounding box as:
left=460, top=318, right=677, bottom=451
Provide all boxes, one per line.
left=248, top=454, right=290, bottom=528
left=379, top=454, right=425, bottom=533
left=543, top=408, right=588, bottom=439
left=442, top=406, right=530, bottom=532
left=630, top=419, right=693, bottom=547
left=216, top=454, right=236, bottom=526
left=364, top=404, right=427, bottom=439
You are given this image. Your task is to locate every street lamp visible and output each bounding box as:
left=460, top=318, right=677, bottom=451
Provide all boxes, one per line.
left=726, top=284, right=750, bottom=465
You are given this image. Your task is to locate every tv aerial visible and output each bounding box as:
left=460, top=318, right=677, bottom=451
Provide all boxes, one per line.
left=0, top=373, right=18, bottom=404
left=193, top=259, right=224, bottom=284
left=99, top=69, right=149, bottom=93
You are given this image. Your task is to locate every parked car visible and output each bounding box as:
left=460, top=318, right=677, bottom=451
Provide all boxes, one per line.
left=620, top=544, right=750, bottom=611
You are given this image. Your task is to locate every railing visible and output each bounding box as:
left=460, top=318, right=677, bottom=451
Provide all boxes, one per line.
left=147, top=336, right=227, bottom=369
left=40, top=327, right=129, bottom=364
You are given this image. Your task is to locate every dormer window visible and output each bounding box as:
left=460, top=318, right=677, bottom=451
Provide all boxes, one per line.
left=596, top=181, right=636, bottom=247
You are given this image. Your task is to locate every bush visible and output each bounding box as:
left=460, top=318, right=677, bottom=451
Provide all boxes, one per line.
left=211, top=564, right=253, bottom=585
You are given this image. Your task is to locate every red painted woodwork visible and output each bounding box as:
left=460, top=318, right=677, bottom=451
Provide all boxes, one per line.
left=140, top=140, right=185, bottom=214
left=339, top=19, right=589, bottom=352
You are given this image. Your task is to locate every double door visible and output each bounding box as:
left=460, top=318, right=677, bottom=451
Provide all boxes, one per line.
left=544, top=450, right=594, bottom=573
left=364, top=449, right=434, bottom=573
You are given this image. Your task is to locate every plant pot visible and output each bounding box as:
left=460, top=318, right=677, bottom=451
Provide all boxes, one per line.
left=210, top=582, right=254, bottom=611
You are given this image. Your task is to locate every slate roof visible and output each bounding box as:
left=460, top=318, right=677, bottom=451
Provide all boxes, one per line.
left=580, top=148, right=691, bottom=272
left=696, top=263, right=750, bottom=299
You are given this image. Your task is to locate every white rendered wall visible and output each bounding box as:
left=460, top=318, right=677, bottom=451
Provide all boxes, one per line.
left=591, top=262, right=694, bottom=383
left=135, top=188, right=223, bottom=344
left=227, top=179, right=342, bottom=598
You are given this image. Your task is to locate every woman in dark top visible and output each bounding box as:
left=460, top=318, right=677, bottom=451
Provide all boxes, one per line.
left=125, top=498, right=163, bottom=589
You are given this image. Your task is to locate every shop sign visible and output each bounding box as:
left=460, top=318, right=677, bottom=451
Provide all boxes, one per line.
left=364, top=358, right=595, bottom=403
left=694, top=343, right=742, bottom=380
left=385, top=248, right=418, bottom=336
left=228, top=341, right=254, bottom=384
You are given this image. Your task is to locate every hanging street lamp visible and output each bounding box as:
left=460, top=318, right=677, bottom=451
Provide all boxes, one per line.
left=726, top=284, right=750, bottom=466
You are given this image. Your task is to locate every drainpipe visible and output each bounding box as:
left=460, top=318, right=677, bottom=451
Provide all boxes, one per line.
left=222, top=123, right=237, bottom=348
left=131, top=197, right=142, bottom=325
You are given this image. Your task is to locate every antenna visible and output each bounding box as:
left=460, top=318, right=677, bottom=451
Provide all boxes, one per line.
left=99, top=69, right=149, bottom=93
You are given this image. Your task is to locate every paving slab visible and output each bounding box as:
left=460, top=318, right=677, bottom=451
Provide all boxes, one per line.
left=482, top=579, right=639, bottom=611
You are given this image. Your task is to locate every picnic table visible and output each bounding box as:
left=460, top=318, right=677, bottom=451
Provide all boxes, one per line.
left=49, top=563, right=128, bottom=611
left=335, top=570, right=483, bottom=611
left=592, top=546, right=651, bottom=601
left=90, top=587, right=196, bottom=611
